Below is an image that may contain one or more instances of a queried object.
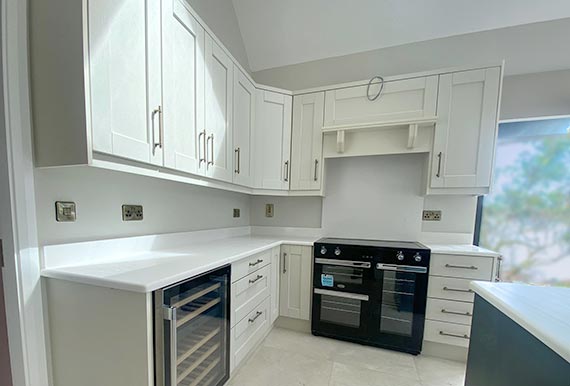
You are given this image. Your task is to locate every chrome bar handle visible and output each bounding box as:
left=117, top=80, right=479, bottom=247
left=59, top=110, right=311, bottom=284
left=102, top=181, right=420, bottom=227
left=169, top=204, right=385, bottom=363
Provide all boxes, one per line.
left=249, top=274, right=263, bottom=285
left=443, top=286, right=473, bottom=293
left=151, top=106, right=162, bottom=155
left=207, top=135, right=214, bottom=166
left=439, top=331, right=470, bottom=340
left=282, top=253, right=287, bottom=274
left=445, top=263, right=478, bottom=270
left=163, top=306, right=177, bottom=386
left=436, top=151, right=442, bottom=178
left=441, top=309, right=472, bottom=317
left=248, top=259, right=263, bottom=267
left=314, top=159, right=319, bottom=181
left=495, top=256, right=503, bottom=282
left=234, top=147, right=241, bottom=174
left=248, top=311, right=263, bottom=324
left=198, top=130, right=206, bottom=165
left=284, top=161, right=289, bottom=182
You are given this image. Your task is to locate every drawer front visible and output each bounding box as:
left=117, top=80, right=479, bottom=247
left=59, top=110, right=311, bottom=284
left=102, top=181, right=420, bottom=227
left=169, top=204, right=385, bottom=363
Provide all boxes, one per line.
left=428, top=276, right=475, bottom=302
left=232, top=249, right=271, bottom=283
left=426, top=298, right=473, bottom=326
left=231, top=265, right=271, bottom=327
left=231, top=297, right=270, bottom=369
left=424, top=320, right=471, bottom=348
left=430, top=254, right=494, bottom=280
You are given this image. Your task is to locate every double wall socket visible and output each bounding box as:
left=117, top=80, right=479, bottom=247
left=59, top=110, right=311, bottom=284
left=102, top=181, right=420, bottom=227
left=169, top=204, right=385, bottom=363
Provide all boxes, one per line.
left=233, top=208, right=240, bottom=218
left=122, top=205, right=143, bottom=221
left=422, top=210, right=442, bottom=221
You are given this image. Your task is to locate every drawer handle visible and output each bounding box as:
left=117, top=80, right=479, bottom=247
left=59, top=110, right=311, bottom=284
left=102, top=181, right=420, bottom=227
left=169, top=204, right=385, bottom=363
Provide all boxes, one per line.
left=249, top=275, right=263, bottom=285
left=248, top=311, right=263, bottom=323
left=443, top=286, right=473, bottom=294
left=445, top=263, right=478, bottom=270
left=249, top=259, right=263, bottom=267
left=439, top=331, right=470, bottom=340
left=441, top=309, right=472, bottom=317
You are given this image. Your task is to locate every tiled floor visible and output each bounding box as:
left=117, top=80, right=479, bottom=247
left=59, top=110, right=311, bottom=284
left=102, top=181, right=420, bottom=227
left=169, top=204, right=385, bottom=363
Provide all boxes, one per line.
left=228, top=328, right=466, bottom=386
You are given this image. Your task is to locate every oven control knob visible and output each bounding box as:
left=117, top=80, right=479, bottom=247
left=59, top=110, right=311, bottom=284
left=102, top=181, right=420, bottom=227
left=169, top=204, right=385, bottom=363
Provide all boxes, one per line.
left=334, top=247, right=341, bottom=256
left=320, top=246, right=327, bottom=255
left=414, top=253, right=422, bottom=262
left=396, top=251, right=404, bottom=261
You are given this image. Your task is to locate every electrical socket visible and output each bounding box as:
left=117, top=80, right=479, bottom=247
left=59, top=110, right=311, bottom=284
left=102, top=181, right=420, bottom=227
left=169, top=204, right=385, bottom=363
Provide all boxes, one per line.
left=122, top=204, right=143, bottom=221
left=55, top=201, right=76, bottom=222
left=233, top=208, right=240, bottom=218
left=422, top=210, right=442, bottom=221
left=265, top=204, right=274, bottom=218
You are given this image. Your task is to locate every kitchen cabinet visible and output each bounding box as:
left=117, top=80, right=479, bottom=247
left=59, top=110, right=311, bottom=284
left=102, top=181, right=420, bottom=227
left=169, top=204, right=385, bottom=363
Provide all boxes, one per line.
left=279, top=245, right=312, bottom=320
left=430, top=68, right=501, bottom=193
left=89, top=0, right=162, bottom=166
left=162, top=0, right=205, bottom=174
left=204, top=34, right=234, bottom=182
left=232, top=67, right=256, bottom=187
left=270, top=246, right=280, bottom=323
left=290, top=93, right=325, bottom=191
left=254, top=90, right=293, bottom=190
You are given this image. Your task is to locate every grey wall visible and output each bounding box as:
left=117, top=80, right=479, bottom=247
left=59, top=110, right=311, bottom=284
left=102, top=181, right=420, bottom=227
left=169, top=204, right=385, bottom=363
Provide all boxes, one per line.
left=187, top=0, right=250, bottom=72
left=249, top=196, right=322, bottom=228
left=34, top=167, right=250, bottom=245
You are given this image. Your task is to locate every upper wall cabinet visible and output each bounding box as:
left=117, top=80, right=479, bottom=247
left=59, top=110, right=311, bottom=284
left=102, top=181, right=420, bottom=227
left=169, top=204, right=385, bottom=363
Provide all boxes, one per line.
left=254, top=90, right=292, bottom=190
left=162, top=0, right=205, bottom=175
left=89, top=0, right=163, bottom=166
left=323, top=76, right=438, bottom=129
left=233, top=67, right=256, bottom=187
left=429, top=68, right=501, bottom=194
left=204, top=34, right=234, bottom=183
left=291, top=93, right=325, bottom=191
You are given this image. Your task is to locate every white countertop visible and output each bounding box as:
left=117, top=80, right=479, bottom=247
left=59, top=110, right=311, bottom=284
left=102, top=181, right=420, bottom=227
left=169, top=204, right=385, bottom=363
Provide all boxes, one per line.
left=471, top=281, right=570, bottom=363
left=427, top=244, right=500, bottom=257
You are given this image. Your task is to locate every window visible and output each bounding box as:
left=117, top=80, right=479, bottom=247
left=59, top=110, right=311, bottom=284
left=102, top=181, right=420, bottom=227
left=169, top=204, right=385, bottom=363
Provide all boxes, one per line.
left=475, top=117, right=570, bottom=287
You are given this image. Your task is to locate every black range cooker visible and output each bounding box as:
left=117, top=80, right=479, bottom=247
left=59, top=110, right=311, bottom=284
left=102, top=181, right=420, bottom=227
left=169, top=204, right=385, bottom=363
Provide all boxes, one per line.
left=311, top=238, right=430, bottom=355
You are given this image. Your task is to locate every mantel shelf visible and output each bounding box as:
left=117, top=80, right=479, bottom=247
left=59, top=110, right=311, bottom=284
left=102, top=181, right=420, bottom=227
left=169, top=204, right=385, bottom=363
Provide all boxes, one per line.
left=322, top=116, right=438, bottom=153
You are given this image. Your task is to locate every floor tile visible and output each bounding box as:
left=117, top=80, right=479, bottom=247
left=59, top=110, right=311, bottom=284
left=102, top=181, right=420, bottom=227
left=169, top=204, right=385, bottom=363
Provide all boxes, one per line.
left=329, top=362, right=421, bottom=386
left=414, top=355, right=466, bottom=386
left=262, top=327, right=340, bottom=361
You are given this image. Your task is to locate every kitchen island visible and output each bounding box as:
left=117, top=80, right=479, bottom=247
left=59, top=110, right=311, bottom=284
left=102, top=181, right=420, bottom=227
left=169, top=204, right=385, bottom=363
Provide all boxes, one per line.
left=466, top=281, right=570, bottom=386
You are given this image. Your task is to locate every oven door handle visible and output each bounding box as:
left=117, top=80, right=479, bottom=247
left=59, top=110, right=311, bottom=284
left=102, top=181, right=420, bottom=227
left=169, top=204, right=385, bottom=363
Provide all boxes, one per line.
left=314, top=288, right=369, bottom=301
left=376, top=263, right=428, bottom=274
left=315, top=258, right=371, bottom=268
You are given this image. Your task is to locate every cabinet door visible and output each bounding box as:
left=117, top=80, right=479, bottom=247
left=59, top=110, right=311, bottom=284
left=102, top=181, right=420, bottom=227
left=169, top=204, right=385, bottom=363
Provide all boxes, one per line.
left=290, top=93, right=325, bottom=191
left=232, top=67, right=255, bottom=187
left=254, top=90, right=292, bottom=190
left=204, top=34, right=233, bottom=182
left=270, top=247, right=280, bottom=324
left=89, top=0, right=162, bottom=165
left=431, top=68, right=501, bottom=189
left=279, top=245, right=312, bottom=320
left=162, top=0, right=205, bottom=174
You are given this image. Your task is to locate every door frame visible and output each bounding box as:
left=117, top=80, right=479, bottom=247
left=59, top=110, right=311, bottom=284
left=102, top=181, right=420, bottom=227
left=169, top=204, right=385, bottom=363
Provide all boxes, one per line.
left=1, top=0, right=50, bottom=384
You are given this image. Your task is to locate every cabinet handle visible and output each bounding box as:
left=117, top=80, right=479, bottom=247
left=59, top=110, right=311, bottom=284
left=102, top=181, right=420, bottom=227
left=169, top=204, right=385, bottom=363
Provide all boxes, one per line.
left=441, top=309, right=472, bottom=317
left=248, top=311, right=263, bottom=324
left=248, top=259, right=263, bottom=267
left=207, top=134, right=214, bottom=166
left=495, top=256, right=503, bottom=282
left=284, top=161, right=289, bottom=182
left=249, top=274, right=263, bottom=285
left=443, top=286, right=473, bottom=294
left=282, top=253, right=287, bottom=274
left=234, top=147, right=241, bottom=174
left=445, top=263, right=478, bottom=270
left=314, top=159, right=319, bottom=181
left=436, top=151, right=442, bottom=178
left=199, top=130, right=206, bottom=165
left=151, top=106, right=163, bottom=155
left=439, top=331, right=470, bottom=340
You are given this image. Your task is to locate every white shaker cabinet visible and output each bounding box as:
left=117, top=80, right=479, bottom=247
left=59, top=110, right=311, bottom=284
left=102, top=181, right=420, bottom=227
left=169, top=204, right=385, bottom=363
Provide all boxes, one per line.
left=232, top=67, right=256, bottom=187
left=162, top=0, right=205, bottom=174
left=290, top=93, right=325, bottom=191
left=430, top=68, right=501, bottom=193
left=89, top=0, right=162, bottom=166
left=279, top=245, right=312, bottom=320
left=254, top=90, right=293, bottom=190
left=204, top=34, right=234, bottom=182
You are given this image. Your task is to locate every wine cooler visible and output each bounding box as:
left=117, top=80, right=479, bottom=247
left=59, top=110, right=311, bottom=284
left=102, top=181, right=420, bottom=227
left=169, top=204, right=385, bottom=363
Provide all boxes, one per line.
left=155, top=265, right=231, bottom=386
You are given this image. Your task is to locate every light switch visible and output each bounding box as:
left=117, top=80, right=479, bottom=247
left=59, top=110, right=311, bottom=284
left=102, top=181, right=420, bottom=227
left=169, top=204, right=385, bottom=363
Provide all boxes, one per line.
left=265, top=204, right=274, bottom=218
left=55, top=201, right=76, bottom=222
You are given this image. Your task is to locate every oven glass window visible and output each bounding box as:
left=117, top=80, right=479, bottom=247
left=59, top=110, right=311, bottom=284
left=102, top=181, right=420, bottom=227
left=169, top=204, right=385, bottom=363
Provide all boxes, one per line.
left=321, top=265, right=364, bottom=286
left=380, top=271, right=416, bottom=336
left=320, top=294, right=362, bottom=328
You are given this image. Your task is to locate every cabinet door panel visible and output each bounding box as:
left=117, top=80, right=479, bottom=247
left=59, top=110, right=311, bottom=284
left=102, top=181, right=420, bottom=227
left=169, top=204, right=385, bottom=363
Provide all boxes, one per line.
left=431, top=68, right=501, bottom=189
left=205, top=35, right=233, bottom=182
left=279, top=245, right=312, bottom=320
left=89, top=0, right=161, bottom=165
left=162, top=0, right=205, bottom=174
left=291, top=93, right=325, bottom=191
left=232, top=67, right=255, bottom=187
left=254, top=90, right=292, bottom=190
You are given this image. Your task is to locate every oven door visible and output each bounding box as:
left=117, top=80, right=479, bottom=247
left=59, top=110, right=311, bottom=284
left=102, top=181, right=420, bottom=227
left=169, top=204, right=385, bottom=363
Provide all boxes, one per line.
left=372, top=263, right=429, bottom=355
left=311, top=288, right=371, bottom=342
left=313, top=258, right=373, bottom=294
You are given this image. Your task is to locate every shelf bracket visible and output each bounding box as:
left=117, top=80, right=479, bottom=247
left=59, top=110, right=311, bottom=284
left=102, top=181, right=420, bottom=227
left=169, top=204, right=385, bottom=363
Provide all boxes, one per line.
left=407, top=123, right=419, bottom=149
left=336, top=130, right=345, bottom=153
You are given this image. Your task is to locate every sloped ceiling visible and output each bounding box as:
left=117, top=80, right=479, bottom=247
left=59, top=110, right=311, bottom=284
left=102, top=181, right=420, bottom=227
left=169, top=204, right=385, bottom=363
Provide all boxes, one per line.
left=232, top=0, right=570, bottom=71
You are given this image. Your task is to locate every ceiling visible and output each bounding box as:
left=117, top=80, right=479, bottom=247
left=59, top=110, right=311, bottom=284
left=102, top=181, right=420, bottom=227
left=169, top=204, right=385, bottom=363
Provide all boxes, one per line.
left=232, top=0, right=570, bottom=72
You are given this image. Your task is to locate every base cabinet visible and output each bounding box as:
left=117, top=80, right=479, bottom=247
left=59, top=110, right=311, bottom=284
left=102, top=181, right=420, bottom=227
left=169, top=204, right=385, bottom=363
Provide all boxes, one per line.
left=279, top=245, right=312, bottom=320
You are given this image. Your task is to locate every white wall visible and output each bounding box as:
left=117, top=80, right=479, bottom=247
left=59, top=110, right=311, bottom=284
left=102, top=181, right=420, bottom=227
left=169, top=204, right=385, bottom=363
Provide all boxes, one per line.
left=34, top=167, right=250, bottom=245
left=249, top=196, right=322, bottom=228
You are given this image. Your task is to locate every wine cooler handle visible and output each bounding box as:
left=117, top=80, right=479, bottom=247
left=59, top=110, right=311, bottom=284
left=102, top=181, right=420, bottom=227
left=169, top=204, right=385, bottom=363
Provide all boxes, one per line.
left=163, top=306, right=177, bottom=386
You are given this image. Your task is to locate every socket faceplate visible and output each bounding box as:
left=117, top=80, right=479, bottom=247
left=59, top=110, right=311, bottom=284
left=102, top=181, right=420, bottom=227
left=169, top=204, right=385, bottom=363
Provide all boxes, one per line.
left=122, top=205, right=143, bottom=221
left=422, top=210, right=442, bottom=221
